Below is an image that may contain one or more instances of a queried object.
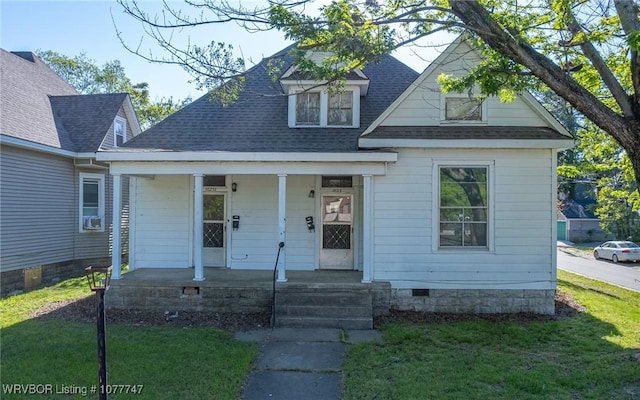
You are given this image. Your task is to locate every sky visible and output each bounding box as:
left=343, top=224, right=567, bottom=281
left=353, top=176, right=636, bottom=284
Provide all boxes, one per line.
left=1, top=0, right=451, bottom=101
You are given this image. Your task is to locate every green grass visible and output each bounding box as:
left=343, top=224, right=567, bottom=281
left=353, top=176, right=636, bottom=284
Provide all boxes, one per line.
left=343, top=270, right=640, bottom=400
left=1, top=277, right=256, bottom=400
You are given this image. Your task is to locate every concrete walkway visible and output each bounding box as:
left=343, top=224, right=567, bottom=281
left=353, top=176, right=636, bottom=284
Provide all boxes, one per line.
left=235, top=328, right=382, bottom=400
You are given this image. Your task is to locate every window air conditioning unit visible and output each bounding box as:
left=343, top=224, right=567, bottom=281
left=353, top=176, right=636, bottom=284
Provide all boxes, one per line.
left=83, top=216, right=102, bottom=230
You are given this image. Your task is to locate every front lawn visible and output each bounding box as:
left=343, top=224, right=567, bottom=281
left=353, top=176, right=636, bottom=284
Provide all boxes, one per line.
left=0, top=276, right=256, bottom=400
left=343, top=270, right=640, bottom=399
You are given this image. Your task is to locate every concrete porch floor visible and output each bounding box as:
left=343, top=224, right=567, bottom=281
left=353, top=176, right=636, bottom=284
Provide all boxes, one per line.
left=111, top=268, right=367, bottom=288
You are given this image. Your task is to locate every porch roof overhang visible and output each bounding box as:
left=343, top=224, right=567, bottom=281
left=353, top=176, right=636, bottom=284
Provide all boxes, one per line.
left=98, top=151, right=398, bottom=176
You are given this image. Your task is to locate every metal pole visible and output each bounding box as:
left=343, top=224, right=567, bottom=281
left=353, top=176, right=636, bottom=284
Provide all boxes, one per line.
left=96, top=289, right=107, bottom=400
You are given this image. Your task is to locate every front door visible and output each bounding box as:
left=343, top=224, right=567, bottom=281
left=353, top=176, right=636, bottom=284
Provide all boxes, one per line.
left=203, top=193, right=225, bottom=267
left=319, top=194, right=353, bottom=269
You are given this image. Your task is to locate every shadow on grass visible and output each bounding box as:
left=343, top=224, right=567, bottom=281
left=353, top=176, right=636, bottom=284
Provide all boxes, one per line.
left=27, top=293, right=271, bottom=331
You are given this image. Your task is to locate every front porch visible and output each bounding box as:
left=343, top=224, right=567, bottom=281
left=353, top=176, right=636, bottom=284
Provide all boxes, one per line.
left=106, top=268, right=392, bottom=328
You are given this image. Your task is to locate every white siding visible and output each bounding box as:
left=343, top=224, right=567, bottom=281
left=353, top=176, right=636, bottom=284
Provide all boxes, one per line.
left=130, top=174, right=325, bottom=271
left=227, top=175, right=316, bottom=270
left=372, top=148, right=554, bottom=290
left=132, top=175, right=191, bottom=268
left=382, top=41, right=548, bottom=127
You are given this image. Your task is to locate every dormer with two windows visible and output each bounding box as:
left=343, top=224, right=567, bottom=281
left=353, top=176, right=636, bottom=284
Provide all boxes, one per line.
left=279, top=53, right=370, bottom=129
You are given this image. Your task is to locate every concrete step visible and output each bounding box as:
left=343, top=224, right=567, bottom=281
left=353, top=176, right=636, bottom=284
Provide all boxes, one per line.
left=275, top=316, right=373, bottom=330
left=276, top=290, right=372, bottom=307
left=274, top=289, right=373, bottom=329
left=276, top=305, right=372, bottom=318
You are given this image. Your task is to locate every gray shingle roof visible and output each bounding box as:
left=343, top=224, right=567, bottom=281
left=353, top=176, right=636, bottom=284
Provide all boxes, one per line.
left=1, top=49, right=77, bottom=149
left=49, top=93, right=129, bottom=151
left=1, top=49, right=131, bottom=152
left=123, top=48, right=420, bottom=152
left=363, top=126, right=570, bottom=140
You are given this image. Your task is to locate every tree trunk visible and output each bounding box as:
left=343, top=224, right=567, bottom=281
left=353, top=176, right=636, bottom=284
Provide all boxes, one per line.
left=626, top=121, right=640, bottom=192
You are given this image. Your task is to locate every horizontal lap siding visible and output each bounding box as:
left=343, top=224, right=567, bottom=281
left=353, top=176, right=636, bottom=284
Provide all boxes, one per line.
left=228, top=175, right=279, bottom=269
left=133, top=175, right=191, bottom=268
left=373, top=148, right=554, bottom=289
left=0, top=146, right=75, bottom=271
left=227, top=175, right=316, bottom=270
left=284, top=175, right=316, bottom=270
left=383, top=42, right=547, bottom=127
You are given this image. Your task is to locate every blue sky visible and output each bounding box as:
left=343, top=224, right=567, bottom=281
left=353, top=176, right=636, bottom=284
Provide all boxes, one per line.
left=1, top=1, right=448, bottom=101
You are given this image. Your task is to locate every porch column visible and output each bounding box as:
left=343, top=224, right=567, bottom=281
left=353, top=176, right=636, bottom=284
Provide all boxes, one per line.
left=277, top=174, right=287, bottom=282
left=362, top=174, right=373, bottom=283
left=193, top=174, right=205, bottom=281
left=111, top=174, right=122, bottom=279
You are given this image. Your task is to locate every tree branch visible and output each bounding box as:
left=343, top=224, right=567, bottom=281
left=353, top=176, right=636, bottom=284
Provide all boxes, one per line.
left=565, top=9, right=633, bottom=117
left=614, top=0, right=640, bottom=113
left=449, top=0, right=632, bottom=146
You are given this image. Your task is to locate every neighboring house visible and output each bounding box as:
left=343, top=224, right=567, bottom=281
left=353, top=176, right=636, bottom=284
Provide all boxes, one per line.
left=557, top=183, right=610, bottom=242
left=98, top=37, right=573, bottom=318
left=0, top=49, right=141, bottom=294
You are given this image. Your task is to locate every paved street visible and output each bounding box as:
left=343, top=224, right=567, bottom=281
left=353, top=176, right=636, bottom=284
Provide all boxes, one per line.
left=557, top=248, right=640, bottom=292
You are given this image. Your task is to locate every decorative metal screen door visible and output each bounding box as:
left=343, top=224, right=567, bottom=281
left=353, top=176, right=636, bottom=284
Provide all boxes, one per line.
left=319, top=194, right=354, bottom=269
left=203, top=193, right=225, bottom=267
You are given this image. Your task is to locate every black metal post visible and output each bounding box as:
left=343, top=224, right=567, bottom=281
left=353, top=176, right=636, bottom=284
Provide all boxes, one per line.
left=96, top=289, right=107, bottom=400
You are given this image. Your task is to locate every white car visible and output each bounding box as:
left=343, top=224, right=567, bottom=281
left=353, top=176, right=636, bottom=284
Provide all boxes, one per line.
left=593, top=241, right=640, bottom=263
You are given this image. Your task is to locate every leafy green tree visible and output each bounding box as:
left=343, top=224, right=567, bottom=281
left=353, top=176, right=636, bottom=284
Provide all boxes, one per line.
left=37, top=50, right=189, bottom=128
left=116, top=0, right=640, bottom=195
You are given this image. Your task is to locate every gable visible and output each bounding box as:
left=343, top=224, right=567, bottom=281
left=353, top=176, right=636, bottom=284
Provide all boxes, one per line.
left=50, top=93, right=139, bottom=152
left=362, top=38, right=572, bottom=141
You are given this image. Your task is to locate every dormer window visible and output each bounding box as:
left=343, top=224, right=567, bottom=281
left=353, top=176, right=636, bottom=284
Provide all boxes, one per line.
left=296, top=92, right=321, bottom=125
left=114, top=116, right=126, bottom=147
left=328, top=92, right=353, bottom=126
left=279, top=54, right=368, bottom=129
left=289, top=88, right=359, bottom=128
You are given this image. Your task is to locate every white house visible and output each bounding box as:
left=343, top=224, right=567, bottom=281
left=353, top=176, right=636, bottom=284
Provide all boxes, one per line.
left=97, top=38, right=573, bottom=325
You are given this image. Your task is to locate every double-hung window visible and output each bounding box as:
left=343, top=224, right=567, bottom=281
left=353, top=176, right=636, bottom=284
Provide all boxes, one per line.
left=79, top=173, right=105, bottom=232
left=114, top=116, right=126, bottom=147
left=296, top=92, right=321, bottom=125
left=328, top=92, right=353, bottom=126
left=438, top=165, right=489, bottom=248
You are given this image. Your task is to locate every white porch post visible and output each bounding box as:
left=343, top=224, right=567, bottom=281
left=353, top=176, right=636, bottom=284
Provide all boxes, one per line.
left=362, top=174, right=373, bottom=283
left=193, top=174, right=205, bottom=281
left=111, top=174, right=122, bottom=279
left=277, top=174, right=287, bottom=282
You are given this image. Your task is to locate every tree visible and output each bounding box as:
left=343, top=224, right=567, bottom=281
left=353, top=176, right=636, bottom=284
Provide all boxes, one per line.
left=38, top=50, right=189, bottom=128
left=116, top=0, right=640, bottom=193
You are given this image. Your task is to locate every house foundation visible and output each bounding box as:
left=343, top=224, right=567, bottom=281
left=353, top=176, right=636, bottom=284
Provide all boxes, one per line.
left=105, top=269, right=555, bottom=321
left=388, top=288, right=556, bottom=315
left=1, top=257, right=115, bottom=296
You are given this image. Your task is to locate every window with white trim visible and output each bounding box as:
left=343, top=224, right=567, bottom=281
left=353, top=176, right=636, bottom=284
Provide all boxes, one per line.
left=79, top=173, right=105, bottom=232
left=289, top=88, right=359, bottom=128
left=328, top=92, right=353, bottom=126
left=114, top=116, right=126, bottom=147
left=440, top=95, right=487, bottom=123
left=296, top=92, right=321, bottom=125
left=438, top=166, right=488, bottom=248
